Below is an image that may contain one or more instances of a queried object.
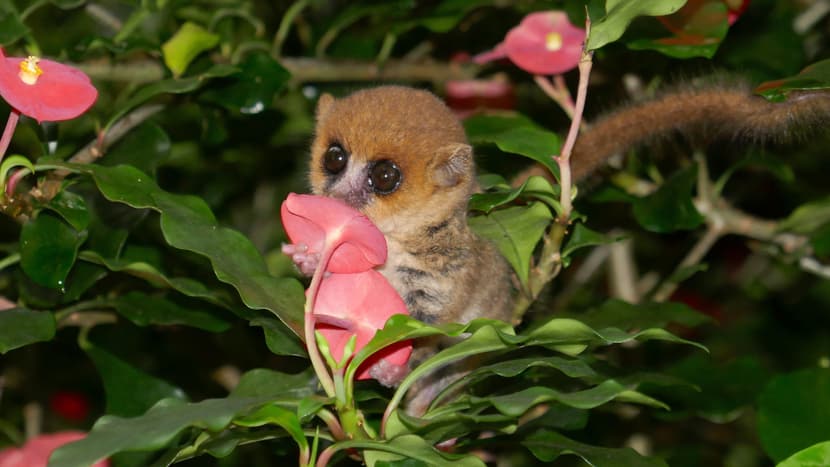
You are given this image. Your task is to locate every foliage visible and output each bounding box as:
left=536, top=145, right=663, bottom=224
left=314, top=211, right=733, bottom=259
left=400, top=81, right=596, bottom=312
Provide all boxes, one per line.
left=0, top=0, right=828, bottom=466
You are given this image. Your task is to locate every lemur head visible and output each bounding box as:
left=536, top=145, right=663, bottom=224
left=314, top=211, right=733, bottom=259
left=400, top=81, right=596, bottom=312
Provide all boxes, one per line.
left=309, top=86, right=476, bottom=236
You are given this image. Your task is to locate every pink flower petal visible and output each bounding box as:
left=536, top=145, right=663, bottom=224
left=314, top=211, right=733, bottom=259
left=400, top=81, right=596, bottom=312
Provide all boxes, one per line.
left=0, top=431, right=109, bottom=467
left=0, top=49, right=97, bottom=122
left=314, top=270, right=411, bottom=380
left=281, top=193, right=386, bottom=273
left=502, top=11, right=585, bottom=75
left=472, top=41, right=508, bottom=65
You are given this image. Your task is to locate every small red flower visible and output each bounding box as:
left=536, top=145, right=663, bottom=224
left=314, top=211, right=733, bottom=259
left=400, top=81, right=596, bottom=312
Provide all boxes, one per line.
left=474, top=11, right=585, bottom=76
left=725, top=0, right=750, bottom=24
left=49, top=391, right=90, bottom=422
left=0, top=49, right=97, bottom=122
left=0, top=431, right=109, bottom=467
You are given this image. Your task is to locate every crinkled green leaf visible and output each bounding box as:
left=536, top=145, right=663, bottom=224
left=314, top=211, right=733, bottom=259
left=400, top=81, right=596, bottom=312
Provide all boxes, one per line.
left=39, top=160, right=304, bottom=335
left=162, top=22, right=220, bottom=77
left=777, top=441, right=830, bottom=467
left=469, top=202, right=552, bottom=286
left=20, top=212, right=87, bottom=289
left=758, top=368, right=830, bottom=462
left=110, top=291, right=230, bottom=332
left=589, top=0, right=688, bottom=50
left=82, top=339, right=187, bottom=417
left=49, top=396, right=272, bottom=467
left=757, top=58, right=830, bottom=102
left=476, top=381, right=667, bottom=417
left=234, top=404, right=308, bottom=453
left=632, top=165, right=703, bottom=233
left=230, top=368, right=316, bottom=401
left=523, top=429, right=667, bottom=466
left=348, top=434, right=485, bottom=467
left=470, top=176, right=560, bottom=214
left=0, top=308, right=56, bottom=354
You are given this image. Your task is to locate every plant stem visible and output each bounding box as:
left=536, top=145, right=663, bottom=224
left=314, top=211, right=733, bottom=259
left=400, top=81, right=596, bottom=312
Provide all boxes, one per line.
left=273, top=0, right=311, bottom=57
left=304, top=248, right=337, bottom=398
left=0, top=111, right=21, bottom=166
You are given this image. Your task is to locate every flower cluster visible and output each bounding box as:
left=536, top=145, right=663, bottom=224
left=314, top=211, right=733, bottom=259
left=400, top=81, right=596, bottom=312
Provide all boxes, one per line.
left=281, top=193, right=412, bottom=384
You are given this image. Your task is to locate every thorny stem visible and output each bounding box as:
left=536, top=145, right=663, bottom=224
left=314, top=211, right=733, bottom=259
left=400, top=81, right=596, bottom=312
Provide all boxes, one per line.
left=0, top=111, right=21, bottom=166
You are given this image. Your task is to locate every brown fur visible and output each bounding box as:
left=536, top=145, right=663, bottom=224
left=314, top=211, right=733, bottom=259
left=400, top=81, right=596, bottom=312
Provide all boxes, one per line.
left=571, top=84, right=830, bottom=180
left=309, top=86, right=514, bottom=415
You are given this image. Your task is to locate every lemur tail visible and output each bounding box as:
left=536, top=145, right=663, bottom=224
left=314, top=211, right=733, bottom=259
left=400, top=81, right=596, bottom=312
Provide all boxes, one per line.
left=570, top=85, right=830, bottom=180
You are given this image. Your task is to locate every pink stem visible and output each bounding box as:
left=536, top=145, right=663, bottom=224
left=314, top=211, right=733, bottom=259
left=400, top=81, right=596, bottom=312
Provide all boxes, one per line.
left=6, top=168, right=30, bottom=197
left=305, top=247, right=337, bottom=397
left=0, top=111, right=20, bottom=166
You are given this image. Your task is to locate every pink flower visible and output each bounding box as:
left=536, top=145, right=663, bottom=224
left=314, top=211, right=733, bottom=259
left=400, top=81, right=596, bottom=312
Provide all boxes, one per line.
left=0, top=432, right=109, bottom=467
left=314, top=270, right=411, bottom=382
left=281, top=193, right=386, bottom=273
left=281, top=193, right=412, bottom=384
left=0, top=49, right=97, bottom=122
left=474, top=11, right=585, bottom=76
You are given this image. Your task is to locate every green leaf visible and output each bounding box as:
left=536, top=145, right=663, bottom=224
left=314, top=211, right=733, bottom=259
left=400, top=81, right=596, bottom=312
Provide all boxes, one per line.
left=104, top=64, right=239, bottom=130
left=41, top=160, right=304, bottom=335
left=110, top=291, right=230, bottom=332
left=469, top=176, right=561, bottom=214
left=779, top=197, right=830, bottom=235
left=82, top=340, right=187, bottom=417
left=49, top=396, right=274, bottom=467
left=627, top=1, right=729, bottom=59
left=758, top=368, right=830, bottom=462
left=230, top=368, right=316, bottom=401
left=200, top=52, right=290, bottom=114
left=102, top=122, right=171, bottom=175
left=563, top=299, right=712, bottom=330
left=523, top=429, right=667, bottom=466
left=43, top=190, right=90, bottom=232
left=757, top=59, right=830, bottom=102
left=0, top=308, right=56, bottom=354
left=469, top=202, right=552, bottom=286
left=477, top=381, right=667, bottom=417
left=0, top=6, right=29, bottom=44
left=0, top=154, right=35, bottom=193
left=464, top=114, right=561, bottom=176
left=20, top=212, right=87, bottom=289
left=562, top=223, right=617, bottom=257
left=234, top=404, right=308, bottom=453
left=589, top=0, right=688, bottom=50
left=632, top=165, right=703, bottom=233
left=346, top=434, right=485, bottom=467
left=161, top=22, right=220, bottom=77
left=777, top=441, right=830, bottom=467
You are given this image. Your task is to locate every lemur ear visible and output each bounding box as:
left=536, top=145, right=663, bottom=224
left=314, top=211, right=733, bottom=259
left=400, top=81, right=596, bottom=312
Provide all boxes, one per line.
left=432, top=144, right=473, bottom=188
left=316, top=93, right=335, bottom=121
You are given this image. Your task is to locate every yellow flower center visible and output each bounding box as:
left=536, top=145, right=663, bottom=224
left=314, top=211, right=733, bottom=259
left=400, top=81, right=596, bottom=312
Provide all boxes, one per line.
left=545, top=32, right=563, bottom=52
left=19, top=56, right=43, bottom=85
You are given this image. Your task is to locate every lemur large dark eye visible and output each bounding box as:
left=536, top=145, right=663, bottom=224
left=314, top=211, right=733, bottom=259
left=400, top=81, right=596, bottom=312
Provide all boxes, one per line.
left=323, top=143, right=348, bottom=174
left=369, top=160, right=401, bottom=194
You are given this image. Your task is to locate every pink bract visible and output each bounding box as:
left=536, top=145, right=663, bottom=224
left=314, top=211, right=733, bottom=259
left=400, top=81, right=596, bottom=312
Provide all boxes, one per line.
left=474, top=11, right=585, bottom=76
left=314, top=270, right=412, bottom=380
left=0, top=49, right=97, bottom=123
left=281, top=193, right=386, bottom=273
left=0, top=431, right=109, bottom=467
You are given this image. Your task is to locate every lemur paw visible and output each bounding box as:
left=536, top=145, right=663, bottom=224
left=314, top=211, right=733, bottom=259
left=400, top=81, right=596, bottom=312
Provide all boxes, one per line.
left=281, top=243, right=320, bottom=276
left=368, top=359, right=410, bottom=388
